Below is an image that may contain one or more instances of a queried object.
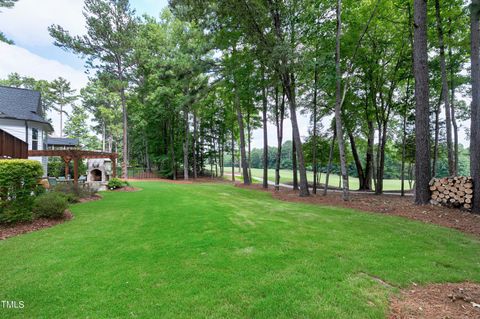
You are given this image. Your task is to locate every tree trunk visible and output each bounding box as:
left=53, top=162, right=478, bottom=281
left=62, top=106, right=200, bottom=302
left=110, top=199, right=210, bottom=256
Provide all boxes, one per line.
left=401, top=79, right=411, bottom=196
left=262, top=72, right=268, bottom=189
left=231, top=129, right=235, bottom=181
left=183, top=106, right=189, bottom=180
left=270, top=1, right=309, bottom=196
left=450, top=68, right=459, bottom=175
left=348, top=131, right=366, bottom=191
left=365, top=120, right=374, bottom=190
left=275, top=88, right=285, bottom=191
left=312, top=61, right=319, bottom=194
left=247, top=110, right=252, bottom=182
left=448, top=23, right=459, bottom=175
left=193, top=111, right=198, bottom=179
left=169, top=120, right=176, bottom=180
left=102, top=122, right=106, bottom=152
left=120, top=87, right=128, bottom=179
left=432, top=94, right=441, bottom=177
left=60, top=104, right=64, bottom=137
left=435, top=0, right=454, bottom=176
left=375, top=121, right=388, bottom=194
left=323, top=128, right=336, bottom=196
left=335, top=0, right=349, bottom=200
left=401, top=108, right=407, bottom=196
left=292, top=131, right=299, bottom=190
left=145, top=131, right=151, bottom=171
left=413, top=0, right=431, bottom=204
left=470, top=0, right=480, bottom=213
left=233, top=75, right=251, bottom=185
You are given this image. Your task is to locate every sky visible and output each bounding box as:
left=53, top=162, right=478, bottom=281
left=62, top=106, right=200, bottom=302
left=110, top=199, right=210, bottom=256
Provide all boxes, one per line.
left=0, top=0, right=312, bottom=148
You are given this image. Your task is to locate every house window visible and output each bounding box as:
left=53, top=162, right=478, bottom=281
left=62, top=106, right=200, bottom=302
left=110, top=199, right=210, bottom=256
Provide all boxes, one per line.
left=32, top=128, right=38, bottom=150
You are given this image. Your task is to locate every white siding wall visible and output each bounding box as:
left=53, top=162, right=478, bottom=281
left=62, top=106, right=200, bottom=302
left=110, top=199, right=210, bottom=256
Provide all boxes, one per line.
left=0, top=119, right=49, bottom=175
left=0, top=118, right=27, bottom=142
left=27, top=122, right=48, bottom=175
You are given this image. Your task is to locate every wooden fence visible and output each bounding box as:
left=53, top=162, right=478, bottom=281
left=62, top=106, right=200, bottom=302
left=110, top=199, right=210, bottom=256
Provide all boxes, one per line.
left=0, top=129, right=28, bottom=159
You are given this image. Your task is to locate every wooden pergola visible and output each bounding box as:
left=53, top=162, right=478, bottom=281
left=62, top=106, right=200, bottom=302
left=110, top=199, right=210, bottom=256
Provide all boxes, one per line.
left=29, top=150, right=117, bottom=186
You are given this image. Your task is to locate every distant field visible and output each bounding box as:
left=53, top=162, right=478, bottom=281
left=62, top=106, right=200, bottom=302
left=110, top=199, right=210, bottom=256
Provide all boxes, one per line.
left=227, top=167, right=410, bottom=191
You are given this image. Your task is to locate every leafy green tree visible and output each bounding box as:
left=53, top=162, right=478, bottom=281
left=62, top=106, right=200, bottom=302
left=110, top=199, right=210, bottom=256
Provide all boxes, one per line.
left=49, top=77, right=77, bottom=137
left=64, top=104, right=101, bottom=150
left=49, top=0, right=138, bottom=178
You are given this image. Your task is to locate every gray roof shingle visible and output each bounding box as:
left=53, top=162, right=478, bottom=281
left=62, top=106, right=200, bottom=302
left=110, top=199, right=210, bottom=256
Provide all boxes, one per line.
left=0, top=86, right=52, bottom=129
left=46, top=137, right=79, bottom=146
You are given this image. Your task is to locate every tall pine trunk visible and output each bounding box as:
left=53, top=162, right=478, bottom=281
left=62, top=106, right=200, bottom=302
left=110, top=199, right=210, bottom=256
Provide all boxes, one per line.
left=120, top=87, right=128, bottom=179
left=335, top=0, right=349, bottom=200
left=275, top=88, right=285, bottom=191
left=231, top=129, right=235, bottom=182
left=262, top=72, right=268, bottom=189
left=401, top=109, right=407, bottom=196
left=470, top=0, right=480, bottom=213
left=448, top=24, right=459, bottom=175
left=270, top=3, right=309, bottom=197
left=247, top=110, right=252, bottom=181
left=401, top=79, right=411, bottom=196
left=348, top=132, right=365, bottom=191
left=432, top=95, right=441, bottom=177
left=413, top=0, right=431, bottom=204
left=233, top=76, right=251, bottom=185
left=193, top=111, right=198, bottom=179
left=292, top=131, right=299, bottom=191
left=435, top=0, right=454, bottom=176
left=312, top=62, right=319, bottom=194
left=365, top=120, right=374, bottom=190
left=183, top=106, right=189, bottom=180
left=323, top=128, right=336, bottom=196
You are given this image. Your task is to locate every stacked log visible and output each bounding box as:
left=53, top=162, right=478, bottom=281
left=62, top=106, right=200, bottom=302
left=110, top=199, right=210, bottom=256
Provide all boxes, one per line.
left=429, top=176, right=473, bottom=210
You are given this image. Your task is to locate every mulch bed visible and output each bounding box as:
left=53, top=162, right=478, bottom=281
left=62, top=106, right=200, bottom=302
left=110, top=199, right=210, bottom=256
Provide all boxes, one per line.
left=0, top=210, right=73, bottom=241
left=0, top=194, right=104, bottom=241
left=389, top=283, right=480, bottom=319
left=235, top=183, right=480, bottom=237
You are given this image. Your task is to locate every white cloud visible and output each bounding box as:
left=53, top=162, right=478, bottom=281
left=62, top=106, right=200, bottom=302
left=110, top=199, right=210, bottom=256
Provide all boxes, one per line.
left=0, top=42, right=87, bottom=90
left=0, top=42, right=88, bottom=136
left=0, top=0, right=85, bottom=47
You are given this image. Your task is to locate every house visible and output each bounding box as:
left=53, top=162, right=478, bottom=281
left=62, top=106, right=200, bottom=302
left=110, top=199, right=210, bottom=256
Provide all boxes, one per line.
left=47, top=137, right=79, bottom=150
left=0, top=86, right=53, bottom=174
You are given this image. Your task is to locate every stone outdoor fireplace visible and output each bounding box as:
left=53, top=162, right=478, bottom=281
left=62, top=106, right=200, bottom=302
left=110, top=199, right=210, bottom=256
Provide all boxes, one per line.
left=87, top=158, right=113, bottom=183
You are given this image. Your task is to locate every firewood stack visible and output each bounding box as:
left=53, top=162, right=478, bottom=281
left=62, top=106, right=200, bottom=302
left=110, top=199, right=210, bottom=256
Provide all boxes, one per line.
left=429, top=177, right=474, bottom=210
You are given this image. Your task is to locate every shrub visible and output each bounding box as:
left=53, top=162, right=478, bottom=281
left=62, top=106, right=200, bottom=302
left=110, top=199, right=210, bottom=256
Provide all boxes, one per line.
left=53, top=184, right=80, bottom=203
left=32, top=192, right=68, bottom=219
left=0, top=205, right=33, bottom=224
left=107, top=178, right=128, bottom=190
left=53, top=183, right=98, bottom=202
left=0, top=159, right=43, bottom=223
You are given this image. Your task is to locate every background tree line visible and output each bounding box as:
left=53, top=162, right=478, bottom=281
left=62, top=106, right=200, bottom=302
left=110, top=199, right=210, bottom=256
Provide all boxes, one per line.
left=1, top=0, right=478, bottom=212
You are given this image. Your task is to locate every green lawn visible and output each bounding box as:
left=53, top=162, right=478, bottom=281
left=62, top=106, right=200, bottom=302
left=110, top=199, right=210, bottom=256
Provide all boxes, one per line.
left=0, top=182, right=478, bottom=318
left=229, top=167, right=409, bottom=191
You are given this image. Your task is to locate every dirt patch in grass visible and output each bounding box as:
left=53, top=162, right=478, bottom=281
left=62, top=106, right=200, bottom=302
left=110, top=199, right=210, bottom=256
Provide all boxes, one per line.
left=78, top=194, right=103, bottom=203
left=389, top=282, right=480, bottom=319
left=110, top=186, right=142, bottom=192
left=235, top=184, right=480, bottom=237
left=0, top=210, right=73, bottom=240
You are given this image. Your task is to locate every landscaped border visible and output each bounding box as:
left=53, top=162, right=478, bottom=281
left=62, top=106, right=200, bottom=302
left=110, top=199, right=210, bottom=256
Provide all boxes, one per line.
left=0, top=194, right=102, bottom=240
